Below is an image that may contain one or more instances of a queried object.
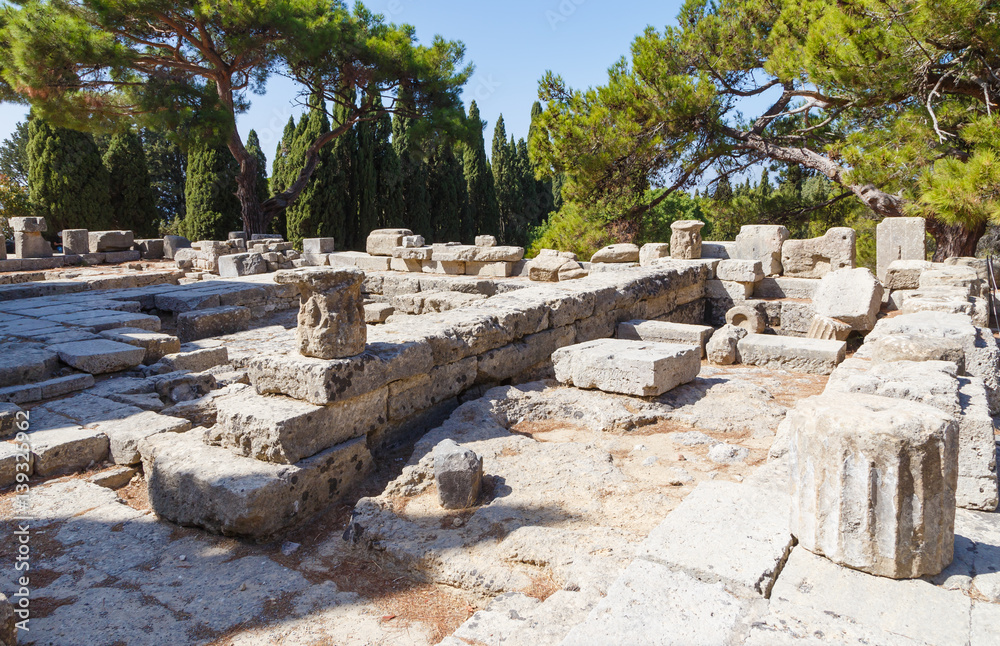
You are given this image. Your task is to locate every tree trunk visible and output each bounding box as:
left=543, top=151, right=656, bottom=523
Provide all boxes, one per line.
left=926, top=217, right=985, bottom=261
left=230, top=134, right=267, bottom=236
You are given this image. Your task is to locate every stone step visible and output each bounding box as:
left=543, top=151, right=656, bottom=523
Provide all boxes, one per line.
left=552, top=339, right=701, bottom=397
left=49, top=339, right=146, bottom=374
left=176, top=305, right=250, bottom=342
left=140, top=430, right=371, bottom=539
left=616, top=319, right=714, bottom=357
left=0, top=373, right=95, bottom=404
left=737, top=334, right=846, bottom=374
left=99, top=327, right=181, bottom=364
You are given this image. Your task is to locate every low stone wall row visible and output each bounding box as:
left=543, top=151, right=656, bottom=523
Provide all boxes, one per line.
left=141, top=263, right=709, bottom=538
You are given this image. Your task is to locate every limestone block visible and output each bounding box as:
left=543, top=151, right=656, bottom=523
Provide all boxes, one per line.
left=402, top=235, right=425, bottom=248
left=537, top=248, right=578, bottom=260
left=901, top=288, right=976, bottom=320
left=176, top=305, right=251, bottom=342
left=134, top=238, right=164, bottom=259
left=701, top=241, right=735, bottom=259
left=787, top=393, right=958, bottom=578
left=706, top=324, right=747, bottom=365
left=465, top=261, right=512, bottom=277
left=366, top=228, right=412, bottom=256
left=49, top=339, right=145, bottom=374
left=474, top=235, right=496, bottom=247
left=149, top=346, right=229, bottom=374
left=364, top=303, right=394, bottom=324
left=876, top=216, right=926, bottom=282
left=869, top=333, right=966, bottom=371
left=275, top=267, right=367, bottom=360
left=434, top=439, right=483, bottom=509
left=476, top=326, right=576, bottom=383
left=218, top=252, right=267, bottom=278
left=780, top=227, right=856, bottom=279
left=529, top=255, right=576, bottom=282
left=391, top=246, right=433, bottom=261
left=88, top=230, right=134, bottom=252
left=217, top=387, right=386, bottom=464
left=955, top=377, right=998, bottom=511
left=387, top=356, right=476, bottom=421
left=302, top=238, right=336, bottom=254
left=733, top=225, right=789, bottom=276
left=0, top=402, right=21, bottom=438
left=552, top=338, right=701, bottom=397
left=62, top=229, right=89, bottom=255
left=752, top=276, right=820, bottom=300
left=28, top=425, right=109, bottom=477
left=142, top=431, right=372, bottom=539
left=813, top=267, right=884, bottom=331
left=805, top=315, right=852, bottom=341
left=885, top=259, right=932, bottom=290
left=725, top=304, right=765, bottom=333
left=716, top=259, right=764, bottom=283
left=706, top=279, right=752, bottom=302
left=639, top=481, right=794, bottom=597
left=10, top=216, right=46, bottom=232
left=99, top=327, right=181, bottom=364
left=421, top=259, right=465, bottom=274
left=737, top=334, right=846, bottom=374
left=920, top=265, right=982, bottom=298
left=465, top=246, right=524, bottom=263
left=0, top=343, right=59, bottom=387
left=591, top=243, right=640, bottom=263
left=617, top=320, right=713, bottom=357
left=14, top=231, right=52, bottom=258
left=163, top=235, right=191, bottom=260
left=0, top=442, right=27, bottom=488
left=669, top=220, right=705, bottom=260
left=172, top=247, right=198, bottom=269
left=329, top=251, right=391, bottom=272
left=250, top=233, right=283, bottom=241
left=389, top=257, right=422, bottom=272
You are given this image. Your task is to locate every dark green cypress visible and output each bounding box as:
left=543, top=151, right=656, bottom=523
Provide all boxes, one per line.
left=103, top=127, right=158, bottom=237
left=142, top=128, right=187, bottom=225
left=354, top=94, right=379, bottom=249
left=527, top=102, right=555, bottom=226
left=427, top=142, right=467, bottom=243
left=245, top=129, right=269, bottom=208
left=492, top=117, right=525, bottom=244
left=181, top=140, right=241, bottom=241
left=463, top=101, right=501, bottom=240
left=268, top=116, right=296, bottom=238
left=285, top=99, right=335, bottom=248
left=324, top=98, right=356, bottom=248
left=27, top=116, right=113, bottom=233
left=372, top=103, right=404, bottom=229
left=393, top=111, right=432, bottom=241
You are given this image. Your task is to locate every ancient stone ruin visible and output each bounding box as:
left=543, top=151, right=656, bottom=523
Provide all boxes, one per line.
left=0, top=216, right=998, bottom=645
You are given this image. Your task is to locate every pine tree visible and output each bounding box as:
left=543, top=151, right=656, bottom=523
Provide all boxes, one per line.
left=393, top=111, right=431, bottom=241
left=245, top=129, right=269, bottom=209
left=372, top=103, right=404, bottom=229
left=103, top=127, right=157, bottom=237
left=27, top=116, right=113, bottom=233
left=462, top=101, right=501, bottom=240
left=354, top=92, right=379, bottom=248
left=268, top=117, right=296, bottom=238
left=142, top=128, right=187, bottom=225
left=182, top=140, right=241, bottom=241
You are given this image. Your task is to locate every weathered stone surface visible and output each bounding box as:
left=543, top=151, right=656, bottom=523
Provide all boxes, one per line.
left=363, top=302, right=394, bottom=324
left=639, top=481, right=794, bottom=597
left=669, top=220, right=705, bottom=260
left=62, top=228, right=89, bottom=255
left=465, top=261, right=513, bottom=277
left=528, top=255, right=577, bottom=282
left=275, top=267, right=367, bottom=360
left=391, top=246, right=433, bottom=261
left=0, top=402, right=21, bottom=438
left=752, top=276, right=820, bottom=300
left=328, top=251, right=391, bottom=272
left=787, top=394, right=958, bottom=578
left=176, top=305, right=251, bottom=342
left=701, top=241, right=735, bottom=259
left=49, top=339, right=145, bottom=374
left=813, top=267, right=884, bottom=331
left=617, top=320, right=713, bottom=357
left=781, top=227, right=856, bottom=278
left=876, top=216, right=926, bottom=282
left=884, top=259, right=933, bottom=290
left=806, top=315, right=852, bottom=341
left=591, top=244, right=640, bottom=263
left=706, top=324, right=747, bottom=365
left=134, top=238, right=165, bottom=259
left=216, top=387, right=386, bottom=464
left=366, top=229, right=412, bottom=256
left=716, top=259, right=764, bottom=283
left=475, top=235, right=496, bottom=247
left=706, top=278, right=752, bottom=302
left=163, top=235, right=191, bottom=259
left=773, top=548, right=971, bottom=646
left=142, top=431, right=372, bottom=539
left=955, top=377, right=998, bottom=511
left=218, top=252, right=267, bottom=278
left=869, top=332, right=966, bottom=370
left=552, top=339, right=701, bottom=397
left=920, top=265, right=982, bottom=297
left=89, top=230, right=134, bottom=252
left=15, top=230, right=52, bottom=258
left=725, top=304, right=765, bottom=333
left=28, top=424, right=109, bottom=476
left=99, top=328, right=181, bottom=364
left=10, top=215, right=46, bottom=232
left=738, top=335, right=846, bottom=374
left=733, top=225, right=789, bottom=276
left=302, top=237, right=336, bottom=254
left=433, top=439, right=483, bottom=509
left=935, top=507, right=1000, bottom=602
left=0, top=343, right=58, bottom=387
left=561, top=560, right=752, bottom=646
left=420, top=259, right=465, bottom=274
left=639, top=242, right=671, bottom=266
left=149, top=346, right=229, bottom=374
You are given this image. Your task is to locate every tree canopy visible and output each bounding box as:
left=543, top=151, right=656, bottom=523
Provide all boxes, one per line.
left=0, top=0, right=471, bottom=234
left=531, top=0, right=1000, bottom=258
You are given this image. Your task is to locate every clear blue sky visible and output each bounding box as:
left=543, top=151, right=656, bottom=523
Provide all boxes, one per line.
left=0, top=0, right=686, bottom=166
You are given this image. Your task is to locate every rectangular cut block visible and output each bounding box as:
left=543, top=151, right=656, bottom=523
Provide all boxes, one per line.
left=876, top=216, right=926, bottom=282
left=15, top=231, right=52, bottom=258
left=28, top=425, right=109, bottom=477
left=389, top=257, right=423, bottom=272
left=552, top=339, right=701, bottom=397
left=176, top=305, right=251, bottom=342
left=10, top=216, right=46, bottom=233
left=99, top=328, right=181, bottom=364
left=391, top=246, right=433, bottom=261
left=142, top=431, right=372, bottom=539
left=885, top=259, right=933, bottom=290
left=617, top=320, right=713, bottom=358
left=421, top=260, right=465, bottom=275
left=780, top=227, right=856, bottom=279
left=639, top=481, right=794, bottom=597
left=218, top=252, right=267, bottom=278
left=62, top=229, right=89, bottom=255
left=134, top=238, right=164, bottom=259
left=737, top=334, right=846, bottom=374
left=716, top=259, right=764, bottom=283
left=329, top=251, right=391, bottom=272
left=733, top=225, right=789, bottom=276
left=49, top=339, right=146, bottom=374
left=464, top=261, right=512, bottom=277
left=701, top=241, right=735, bottom=259
left=303, top=238, right=336, bottom=254
left=366, top=229, right=411, bottom=256
left=752, top=277, right=820, bottom=300
left=88, top=230, right=134, bottom=252
left=216, top=387, right=386, bottom=464
left=0, top=344, right=59, bottom=387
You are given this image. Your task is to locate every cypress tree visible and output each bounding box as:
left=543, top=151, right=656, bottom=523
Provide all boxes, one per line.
left=245, top=129, right=269, bottom=208
left=372, top=102, right=404, bottom=229
left=427, top=142, right=467, bottom=243
left=527, top=102, right=556, bottom=226
left=393, top=111, right=431, bottom=241
left=353, top=91, right=380, bottom=247
left=285, top=98, right=336, bottom=248
left=492, top=116, right=524, bottom=243
left=181, top=140, right=241, bottom=241
left=27, top=116, right=113, bottom=233
left=103, top=127, right=157, bottom=237
left=268, top=117, right=296, bottom=238
left=324, top=97, right=356, bottom=248
left=142, top=128, right=187, bottom=225
left=463, top=101, right=501, bottom=240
